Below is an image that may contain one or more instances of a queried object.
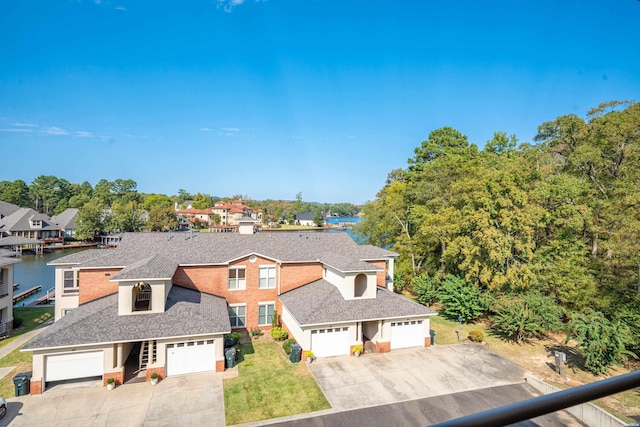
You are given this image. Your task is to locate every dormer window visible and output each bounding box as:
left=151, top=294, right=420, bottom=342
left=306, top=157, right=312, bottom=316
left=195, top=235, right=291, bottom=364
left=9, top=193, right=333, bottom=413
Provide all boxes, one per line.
left=133, top=282, right=152, bottom=311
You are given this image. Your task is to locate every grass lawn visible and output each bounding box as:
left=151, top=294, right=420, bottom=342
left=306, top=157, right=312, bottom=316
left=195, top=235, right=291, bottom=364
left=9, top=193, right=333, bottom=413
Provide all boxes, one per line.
left=0, top=307, right=54, bottom=397
left=223, top=341, right=330, bottom=425
left=430, top=313, right=640, bottom=423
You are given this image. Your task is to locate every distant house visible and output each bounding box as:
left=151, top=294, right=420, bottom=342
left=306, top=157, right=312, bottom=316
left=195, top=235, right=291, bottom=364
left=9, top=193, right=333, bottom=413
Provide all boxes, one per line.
left=0, top=208, right=63, bottom=245
left=294, top=211, right=325, bottom=227
left=212, top=200, right=263, bottom=225
left=0, top=256, right=19, bottom=336
left=51, top=208, right=79, bottom=239
left=24, top=224, right=435, bottom=395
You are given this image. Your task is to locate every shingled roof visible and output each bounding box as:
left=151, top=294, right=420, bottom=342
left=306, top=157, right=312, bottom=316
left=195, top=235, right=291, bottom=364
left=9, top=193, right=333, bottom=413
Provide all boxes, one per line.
left=280, top=279, right=436, bottom=326
left=49, top=231, right=397, bottom=275
left=23, top=286, right=231, bottom=350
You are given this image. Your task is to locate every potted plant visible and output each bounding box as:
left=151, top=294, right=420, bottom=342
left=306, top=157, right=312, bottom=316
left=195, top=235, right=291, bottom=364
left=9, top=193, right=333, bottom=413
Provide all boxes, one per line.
left=106, top=378, right=115, bottom=390
left=304, top=350, right=315, bottom=365
left=150, top=372, right=159, bottom=385
left=353, top=345, right=363, bottom=358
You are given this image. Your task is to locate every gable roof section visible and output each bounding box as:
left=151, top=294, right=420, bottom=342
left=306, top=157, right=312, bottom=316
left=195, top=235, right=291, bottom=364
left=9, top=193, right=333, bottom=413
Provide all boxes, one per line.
left=49, top=231, right=396, bottom=274
left=23, top=286, right=231, bottom=350
left=280, top=279, right=436, bottom=326
left=0, top=208, right=60, bottom=232
left=51, top=208, right=79, bottom=229
left=0, top=201, right=20, bottom=218
left=110, top=254, right=178, bottom=281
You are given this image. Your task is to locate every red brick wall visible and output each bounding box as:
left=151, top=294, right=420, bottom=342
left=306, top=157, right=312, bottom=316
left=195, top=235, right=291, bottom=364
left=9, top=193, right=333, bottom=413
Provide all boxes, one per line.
left=103, top=370, right=125, bottom=386
left=173, top=265, right=227, bottom=294
left=376, top=341, right=391, bottom=353
left=30, top=380, right=43, bottom=395
left=171, top=259, right=323, bottom=330
left=78, top=268, right=121, bottom=304
left=216, top=360, right=225, bottom=372
left=367, top=260, right=387, bottom=287
left=280, top=263, right=323, bottom=293
left=424, top=337, right=431, bottom=347
left=146, top=367, right=165, bottom=381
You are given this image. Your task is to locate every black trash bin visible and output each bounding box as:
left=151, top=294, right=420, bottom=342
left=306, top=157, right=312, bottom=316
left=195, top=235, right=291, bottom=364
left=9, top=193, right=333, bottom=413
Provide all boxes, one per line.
left=429, top=329, right=436, bottom=346
left=225, top=347, right=237, bottom=369
left=289, top=344, right=302, bottom=363
left=13, top=371, right=32, bottom=396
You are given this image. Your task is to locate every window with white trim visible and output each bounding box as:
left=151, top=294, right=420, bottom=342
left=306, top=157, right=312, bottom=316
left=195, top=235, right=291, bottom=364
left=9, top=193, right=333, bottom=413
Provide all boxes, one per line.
left=259, top=266, right=276, bottom=289
left=229, top=305, right=246, bottom=328
left=228, top=267, right=246, bottom=290
left=63, top=269, right=79, bottom=294
left=258, top=303, right=275, bottom=326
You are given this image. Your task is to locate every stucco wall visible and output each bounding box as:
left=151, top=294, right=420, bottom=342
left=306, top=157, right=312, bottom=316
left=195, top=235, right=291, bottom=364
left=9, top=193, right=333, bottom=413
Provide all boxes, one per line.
left=117, top=280, right=171, bottom=315
left=53, top=266, right=79, bottom=321
left=282, top=305, right=309, bottom=348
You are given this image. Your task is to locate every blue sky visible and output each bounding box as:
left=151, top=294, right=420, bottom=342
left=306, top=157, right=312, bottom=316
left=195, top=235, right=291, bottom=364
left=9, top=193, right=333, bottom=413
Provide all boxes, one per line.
left=1, top=1, right=639, bottom=204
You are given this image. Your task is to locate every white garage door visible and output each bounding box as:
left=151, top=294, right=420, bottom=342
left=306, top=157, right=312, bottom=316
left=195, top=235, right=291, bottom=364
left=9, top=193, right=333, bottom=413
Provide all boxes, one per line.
left=45, top=351, right=104, bottom=382
left=311, top=327, right=349, bottom=358
left=390, top=320, right=424, bottom=350
left=166, top=339, right=216, bottom=376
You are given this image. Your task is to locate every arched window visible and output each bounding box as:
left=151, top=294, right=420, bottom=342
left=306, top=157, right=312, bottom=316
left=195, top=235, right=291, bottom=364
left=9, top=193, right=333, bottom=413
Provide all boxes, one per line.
left=133, top=282, right=152, bottom=311
left=355, top=274, right=367, bottom=298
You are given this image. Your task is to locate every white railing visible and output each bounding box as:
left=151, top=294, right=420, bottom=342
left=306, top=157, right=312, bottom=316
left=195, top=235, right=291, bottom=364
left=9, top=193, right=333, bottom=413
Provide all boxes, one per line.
left=136, top=291, right=151, bottom=301
left=0, top=283, right=8, bottom=298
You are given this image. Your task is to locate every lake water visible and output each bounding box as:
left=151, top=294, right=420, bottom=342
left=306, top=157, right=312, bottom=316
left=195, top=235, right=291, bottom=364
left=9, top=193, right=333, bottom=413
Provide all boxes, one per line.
left=13, top=248, right=87, bottom=307
left=11, top=219, right=363, bottom=306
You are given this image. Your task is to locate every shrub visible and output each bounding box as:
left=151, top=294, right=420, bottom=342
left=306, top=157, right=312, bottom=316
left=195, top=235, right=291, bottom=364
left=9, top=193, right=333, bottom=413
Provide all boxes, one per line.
left=250, top=328, right=263, bottom=337
left=13, top=317, right=23, bottom=329
left=468, top=330, right=484, bottom=342
left=272, top=309, right=279, bottom=327
left=567, top=310, right=636, bottom=375
left=283, top=338, right=297, bottom=355
left=227, top=332, right=242, bottom=344
left=412, top=273, right=439, bottom=306
left=492, top=292, right=564, bottom=343
left=437, top=275, right=486, bottom=323
left=270, top=326, right=288, bottom=341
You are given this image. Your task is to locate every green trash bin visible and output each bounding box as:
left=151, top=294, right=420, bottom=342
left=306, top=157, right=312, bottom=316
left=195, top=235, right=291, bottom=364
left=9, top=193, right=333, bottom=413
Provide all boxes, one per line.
left=289, top=344, right=301, bottom=363
left=429, top=329, right=436, bottom=345
left=225, top=348, right=236, bottom=369
left=13, top=371, right=32, bottom=396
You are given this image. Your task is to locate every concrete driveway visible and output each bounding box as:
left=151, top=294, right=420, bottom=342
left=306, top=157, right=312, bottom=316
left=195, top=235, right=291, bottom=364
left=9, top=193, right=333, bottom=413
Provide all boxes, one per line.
left=309, top=343, right=525, bottom=411
left=0, top=372, right=225, bottom=427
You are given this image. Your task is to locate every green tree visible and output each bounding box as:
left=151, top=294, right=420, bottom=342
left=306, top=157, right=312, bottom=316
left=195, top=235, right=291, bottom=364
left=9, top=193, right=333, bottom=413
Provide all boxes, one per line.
left=492, top=292, right=563, bottom=343
left=143, top=194, right=174, bottom=211
left=191, top=193, right=213, bottom=209
left=437, top=275, right=485, bottom=323
left=313, top=208, right=324, bottom=227
left=148, top=205, right=179, bottom=231
left=76, top=198, right=108, bottom=240
left=111, top=201, right=146, bottom=232
left=0, top=179, right=30, bottom=206
left=412, top=273, right=438, bottom=306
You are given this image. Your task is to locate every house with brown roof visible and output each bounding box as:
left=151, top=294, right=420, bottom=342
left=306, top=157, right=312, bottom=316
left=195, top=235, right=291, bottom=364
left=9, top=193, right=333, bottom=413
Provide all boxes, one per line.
left=23, top=223, right=435, bottom=394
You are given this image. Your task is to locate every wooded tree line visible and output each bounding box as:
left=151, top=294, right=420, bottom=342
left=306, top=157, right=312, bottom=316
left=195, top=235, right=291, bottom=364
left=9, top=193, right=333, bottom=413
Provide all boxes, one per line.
left=358, top=101, right=640, bottom=374
left=1, top=178, right=360, bottom=240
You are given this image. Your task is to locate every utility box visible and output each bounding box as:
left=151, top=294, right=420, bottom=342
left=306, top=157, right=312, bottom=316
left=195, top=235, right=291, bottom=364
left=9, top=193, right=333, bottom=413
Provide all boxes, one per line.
left=225, top=347, right=237, bottom=369
left=289, top=344, right=302, bottom=363
left=13, top=371, right=32, bottom=396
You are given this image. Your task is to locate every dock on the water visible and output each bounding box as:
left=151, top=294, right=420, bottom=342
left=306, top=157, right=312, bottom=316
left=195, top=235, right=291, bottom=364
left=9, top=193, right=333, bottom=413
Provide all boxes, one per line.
left=13, top=285, right=42, bottom=304
left=13, top=283, right=19, bottom=290
left=29, top=290, right=55, bottom=306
